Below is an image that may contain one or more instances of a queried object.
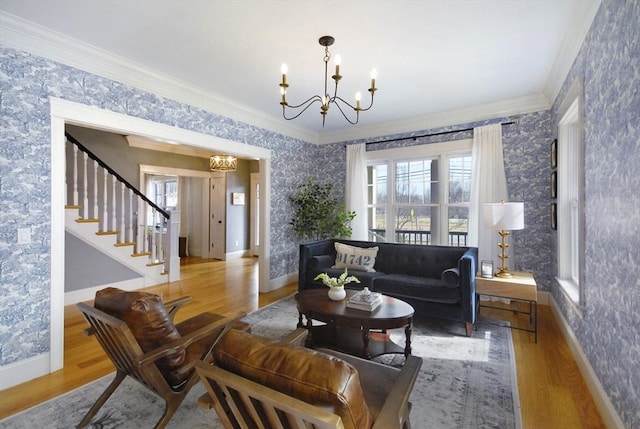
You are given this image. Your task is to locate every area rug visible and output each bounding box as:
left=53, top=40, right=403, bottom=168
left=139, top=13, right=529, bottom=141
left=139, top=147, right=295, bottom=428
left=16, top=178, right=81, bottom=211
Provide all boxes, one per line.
left=0, top=296, right=521, bottom=429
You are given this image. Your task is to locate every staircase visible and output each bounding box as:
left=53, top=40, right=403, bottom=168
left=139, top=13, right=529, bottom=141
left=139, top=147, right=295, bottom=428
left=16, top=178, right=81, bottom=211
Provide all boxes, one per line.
left=64, top=133, right=180, bottom=298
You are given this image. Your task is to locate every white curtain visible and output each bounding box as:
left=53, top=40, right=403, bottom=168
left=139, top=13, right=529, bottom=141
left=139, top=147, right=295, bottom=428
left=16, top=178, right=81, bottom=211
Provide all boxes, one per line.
left=468, top=124, right=508, bottom=266
left=346, top=143, right=368, bottom=240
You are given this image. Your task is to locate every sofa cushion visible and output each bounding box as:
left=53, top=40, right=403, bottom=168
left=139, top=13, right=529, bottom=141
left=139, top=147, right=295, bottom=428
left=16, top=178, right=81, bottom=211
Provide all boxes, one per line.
left=441, top=267, right=460, bottom=288
left=94, top=287, right=187, bottom=386
left=333, top=242, right=378, bottom=272
left=372, top=274, right=461, bottom=304
left=213, top=330, right=373, bottom=429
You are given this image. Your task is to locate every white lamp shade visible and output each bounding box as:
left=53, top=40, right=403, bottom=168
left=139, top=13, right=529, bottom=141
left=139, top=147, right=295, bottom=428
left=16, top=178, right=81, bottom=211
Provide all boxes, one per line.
left=483, top=202, right=524, bottom=231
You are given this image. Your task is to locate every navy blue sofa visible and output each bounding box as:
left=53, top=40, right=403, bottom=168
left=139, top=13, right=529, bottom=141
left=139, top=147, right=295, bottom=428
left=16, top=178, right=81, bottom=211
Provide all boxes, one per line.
left=298, top=239, right=479, bottom=336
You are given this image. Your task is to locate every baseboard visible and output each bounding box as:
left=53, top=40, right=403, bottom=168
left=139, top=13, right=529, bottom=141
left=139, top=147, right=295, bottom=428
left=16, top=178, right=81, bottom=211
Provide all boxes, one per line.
left=547, top=293, right=625, bottom=429
left=267, top=272, right=298, bottom=292
left=225, top=249, right=251, bottom=260
left=0, top=353, right=50, bottom=390
left=64, top=278, right=145, bottom=305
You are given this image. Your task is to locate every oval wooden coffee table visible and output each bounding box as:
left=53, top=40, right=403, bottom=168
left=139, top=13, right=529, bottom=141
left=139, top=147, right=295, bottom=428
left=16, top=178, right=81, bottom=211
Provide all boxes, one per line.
left=295, top=289, right=415, bottom=359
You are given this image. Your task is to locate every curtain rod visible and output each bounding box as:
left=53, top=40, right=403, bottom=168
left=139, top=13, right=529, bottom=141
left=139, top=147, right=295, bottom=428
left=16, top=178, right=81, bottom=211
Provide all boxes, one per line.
left=358, top=120, right=519, bottom=147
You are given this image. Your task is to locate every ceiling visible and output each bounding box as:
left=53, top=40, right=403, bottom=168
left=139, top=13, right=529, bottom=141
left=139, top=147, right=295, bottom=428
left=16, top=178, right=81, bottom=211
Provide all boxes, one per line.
left=0, top=1, right=601, bottom=144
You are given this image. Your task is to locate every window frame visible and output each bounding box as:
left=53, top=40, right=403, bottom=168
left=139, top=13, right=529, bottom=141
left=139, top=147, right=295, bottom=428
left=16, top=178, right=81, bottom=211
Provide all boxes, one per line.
left=556, top=78, right=586, bottom=306
left=365, top=139, right=472, bottom=246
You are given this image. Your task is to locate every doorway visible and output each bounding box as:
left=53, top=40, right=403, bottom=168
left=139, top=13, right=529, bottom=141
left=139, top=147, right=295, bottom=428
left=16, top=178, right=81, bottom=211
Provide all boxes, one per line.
left=50, top=98, right=272, bottom=376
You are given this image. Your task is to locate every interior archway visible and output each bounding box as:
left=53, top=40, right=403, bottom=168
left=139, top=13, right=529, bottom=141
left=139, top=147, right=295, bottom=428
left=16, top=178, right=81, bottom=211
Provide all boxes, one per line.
left=50, top=97, right=272, bottom=371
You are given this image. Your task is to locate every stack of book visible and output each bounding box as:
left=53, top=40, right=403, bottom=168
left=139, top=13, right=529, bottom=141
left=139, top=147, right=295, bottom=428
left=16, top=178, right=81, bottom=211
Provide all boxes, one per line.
left=346, top=289, right=383, bottom=311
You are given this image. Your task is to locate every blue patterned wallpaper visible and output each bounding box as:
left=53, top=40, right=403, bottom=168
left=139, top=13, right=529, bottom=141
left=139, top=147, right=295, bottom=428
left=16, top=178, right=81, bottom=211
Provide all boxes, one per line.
left=0, top=47, right=318, bottom=365
left=548, top=0, right=639, bottom=426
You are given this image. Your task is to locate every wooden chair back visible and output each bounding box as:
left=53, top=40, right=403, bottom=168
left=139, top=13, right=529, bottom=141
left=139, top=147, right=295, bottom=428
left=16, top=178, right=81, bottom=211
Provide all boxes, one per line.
left=196, top=361, right=345, bottom=429
left=77, top=299, right=244, bottom=429
left=77, top=302, right=170, bottom=396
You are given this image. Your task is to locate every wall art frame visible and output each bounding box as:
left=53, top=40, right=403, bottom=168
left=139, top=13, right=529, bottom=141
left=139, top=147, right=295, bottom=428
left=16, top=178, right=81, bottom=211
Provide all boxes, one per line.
left=550, top=138, right=557, bottom=169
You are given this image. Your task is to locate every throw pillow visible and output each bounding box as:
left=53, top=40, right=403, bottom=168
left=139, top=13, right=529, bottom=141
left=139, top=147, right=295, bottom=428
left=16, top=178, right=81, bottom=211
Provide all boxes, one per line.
left=441, top=267, right=460, bottom=288
left=333, top=242, right=378, bottom=273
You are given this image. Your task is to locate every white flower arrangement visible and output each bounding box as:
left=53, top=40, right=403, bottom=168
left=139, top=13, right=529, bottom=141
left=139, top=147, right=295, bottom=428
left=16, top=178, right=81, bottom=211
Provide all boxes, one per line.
left=314, top=267, right=361, bottom=288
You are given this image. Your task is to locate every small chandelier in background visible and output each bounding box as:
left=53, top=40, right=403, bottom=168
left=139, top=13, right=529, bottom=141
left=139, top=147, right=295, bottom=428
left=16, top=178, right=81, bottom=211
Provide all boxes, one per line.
left=209, top=154, right=237, bottom=172
left=279, top=35, right=377, bottom=127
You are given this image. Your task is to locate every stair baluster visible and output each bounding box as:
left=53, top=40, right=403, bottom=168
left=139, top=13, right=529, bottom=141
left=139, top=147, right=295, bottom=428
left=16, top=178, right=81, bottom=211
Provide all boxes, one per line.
left=102, top=169, right=108, bottom=232
left=93, top=159, right=99, bottom=221
left=82, top=152, right=89, bottom=219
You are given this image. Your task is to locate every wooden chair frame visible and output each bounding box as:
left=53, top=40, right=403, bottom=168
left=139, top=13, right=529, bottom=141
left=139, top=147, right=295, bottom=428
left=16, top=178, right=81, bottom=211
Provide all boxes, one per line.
left=196, top=329, right=422, bottom=429
left=76, top=297, right=244, bottom=429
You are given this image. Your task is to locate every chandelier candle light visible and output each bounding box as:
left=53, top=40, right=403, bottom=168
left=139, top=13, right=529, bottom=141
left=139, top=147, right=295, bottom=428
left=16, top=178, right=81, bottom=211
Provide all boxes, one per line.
left=483, top=201, right=525, bottom=277
left=279, top=35, right=377, bottom=126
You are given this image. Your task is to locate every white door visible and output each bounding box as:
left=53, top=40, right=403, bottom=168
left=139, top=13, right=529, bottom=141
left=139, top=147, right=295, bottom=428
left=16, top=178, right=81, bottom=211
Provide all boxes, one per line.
left=250, top=172, right=260, bottom=256
left=209, top=174, right=226, bottom=260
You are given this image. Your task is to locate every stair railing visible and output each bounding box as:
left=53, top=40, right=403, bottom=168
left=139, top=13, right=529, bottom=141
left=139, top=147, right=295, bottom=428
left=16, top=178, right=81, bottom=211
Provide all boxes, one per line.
left=65, top=132, right=177, bottom=277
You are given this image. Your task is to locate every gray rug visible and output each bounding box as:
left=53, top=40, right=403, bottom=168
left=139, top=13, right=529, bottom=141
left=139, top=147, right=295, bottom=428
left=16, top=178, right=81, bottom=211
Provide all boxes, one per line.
left=0, top=296, right=521, bottom=428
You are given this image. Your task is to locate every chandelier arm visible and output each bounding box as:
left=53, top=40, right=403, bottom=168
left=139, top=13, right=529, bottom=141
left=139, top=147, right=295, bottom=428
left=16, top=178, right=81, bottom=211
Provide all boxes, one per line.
left=331, top=98, right=359, bottom=125
left=283, top=95, right=323, bottom=110
left=282, top=97, right=323, bottom=121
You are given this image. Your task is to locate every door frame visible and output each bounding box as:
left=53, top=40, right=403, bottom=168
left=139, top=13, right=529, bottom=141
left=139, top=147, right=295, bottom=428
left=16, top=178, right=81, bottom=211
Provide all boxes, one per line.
left=50, top=97, right=272, bottom=373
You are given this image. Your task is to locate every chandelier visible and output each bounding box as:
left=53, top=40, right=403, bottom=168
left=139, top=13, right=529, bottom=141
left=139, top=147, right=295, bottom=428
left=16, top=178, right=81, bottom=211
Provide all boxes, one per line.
left=279, top=35, right=377, bottom=127
left=209, top=154, right=237, bottom=172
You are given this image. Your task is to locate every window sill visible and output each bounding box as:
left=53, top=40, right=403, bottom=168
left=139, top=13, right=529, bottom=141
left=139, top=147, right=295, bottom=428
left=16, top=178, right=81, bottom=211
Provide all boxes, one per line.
left=555, top=277, right=585, bottom=315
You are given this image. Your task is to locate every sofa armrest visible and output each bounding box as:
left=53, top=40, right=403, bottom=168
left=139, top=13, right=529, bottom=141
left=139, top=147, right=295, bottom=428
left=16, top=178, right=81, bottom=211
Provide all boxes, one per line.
left=458, top=247, right=479, bottom=325
left=298, top=239, right=336, bottom=291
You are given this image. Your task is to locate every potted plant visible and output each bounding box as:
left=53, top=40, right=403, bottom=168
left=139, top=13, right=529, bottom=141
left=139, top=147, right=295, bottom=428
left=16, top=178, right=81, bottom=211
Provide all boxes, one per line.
left=314, top=267, right=360, bottom=301
left=290, top=179, right=356, bottom=241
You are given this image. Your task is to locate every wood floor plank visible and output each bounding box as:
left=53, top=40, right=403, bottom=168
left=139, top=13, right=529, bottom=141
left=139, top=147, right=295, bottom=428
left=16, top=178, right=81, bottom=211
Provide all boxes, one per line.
left=0, top=257, right=604, bottom=428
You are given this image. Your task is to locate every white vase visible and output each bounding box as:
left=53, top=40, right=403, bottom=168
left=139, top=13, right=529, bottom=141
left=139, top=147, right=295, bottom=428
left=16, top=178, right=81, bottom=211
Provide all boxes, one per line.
left=328, top=286, right=346, bottom=301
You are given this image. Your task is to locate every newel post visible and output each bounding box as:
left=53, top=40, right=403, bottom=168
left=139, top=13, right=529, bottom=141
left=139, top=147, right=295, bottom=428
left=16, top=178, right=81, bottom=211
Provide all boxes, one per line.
left=166, top=209, right=181, bottom=281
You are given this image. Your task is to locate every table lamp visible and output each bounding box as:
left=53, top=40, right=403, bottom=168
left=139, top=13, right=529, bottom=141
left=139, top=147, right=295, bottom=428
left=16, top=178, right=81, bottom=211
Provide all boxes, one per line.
left=483, top=201, right=524, bottom=277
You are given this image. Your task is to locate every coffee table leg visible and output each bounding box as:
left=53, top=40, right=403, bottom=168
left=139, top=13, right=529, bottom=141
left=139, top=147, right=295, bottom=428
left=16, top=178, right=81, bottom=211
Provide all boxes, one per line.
left=297, top=312, right=304, bottom=328
left=404, top=318, right=413, bottom=357
left=304, top=315, right=314, bottom=348
left=362, top=322, right=370, bottom=359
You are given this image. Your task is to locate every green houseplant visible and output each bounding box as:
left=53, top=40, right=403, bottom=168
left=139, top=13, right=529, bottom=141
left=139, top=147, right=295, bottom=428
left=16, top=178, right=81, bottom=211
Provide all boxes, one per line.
left=289, top=179, right=356, bottom=241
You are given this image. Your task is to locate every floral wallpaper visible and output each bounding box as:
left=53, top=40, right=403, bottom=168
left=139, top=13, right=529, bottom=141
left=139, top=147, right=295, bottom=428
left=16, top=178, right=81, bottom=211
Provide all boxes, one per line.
left=1, top=0, right=638, bottom=424
left=548, top=0, right=639, bottom=426
left=0, top=47, right=316, bottom=364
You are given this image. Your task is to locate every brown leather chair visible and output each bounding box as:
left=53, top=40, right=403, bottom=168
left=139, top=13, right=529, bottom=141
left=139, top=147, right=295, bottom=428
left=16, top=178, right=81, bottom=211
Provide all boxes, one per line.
left=76, top=287, right=245, bottom=429
left=196, top=328, right=422, bottom=429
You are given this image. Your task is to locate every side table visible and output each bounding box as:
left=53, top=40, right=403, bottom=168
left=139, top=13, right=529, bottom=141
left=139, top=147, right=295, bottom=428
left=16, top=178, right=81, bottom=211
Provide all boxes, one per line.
left=475, top=271, right=538, bottom=342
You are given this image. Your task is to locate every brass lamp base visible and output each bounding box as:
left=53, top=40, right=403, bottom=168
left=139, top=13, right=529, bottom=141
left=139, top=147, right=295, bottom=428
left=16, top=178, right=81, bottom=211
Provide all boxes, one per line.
left=495, top=229, right=512, bottom=278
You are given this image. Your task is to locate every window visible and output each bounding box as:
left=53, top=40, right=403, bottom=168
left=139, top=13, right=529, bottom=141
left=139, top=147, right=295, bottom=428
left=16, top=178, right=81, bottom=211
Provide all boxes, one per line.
left=556, top=80, right=585, bottom=305
left=148, top=175, right=178, bottom=227
left=366, top=140, right=472, bottom=246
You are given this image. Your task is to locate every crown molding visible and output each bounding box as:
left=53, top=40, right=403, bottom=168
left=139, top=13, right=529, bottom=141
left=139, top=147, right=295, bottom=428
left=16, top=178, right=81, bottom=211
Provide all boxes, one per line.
left=317, top=93, right=551, bottom=144
left=543, top=1, right=602, bottom=106
left=0, top=11, right=320, bottom=144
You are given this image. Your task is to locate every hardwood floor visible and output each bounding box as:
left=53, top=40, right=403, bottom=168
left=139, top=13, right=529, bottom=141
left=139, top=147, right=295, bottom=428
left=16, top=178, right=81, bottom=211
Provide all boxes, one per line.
left=0, top=257, right=604, bottom=428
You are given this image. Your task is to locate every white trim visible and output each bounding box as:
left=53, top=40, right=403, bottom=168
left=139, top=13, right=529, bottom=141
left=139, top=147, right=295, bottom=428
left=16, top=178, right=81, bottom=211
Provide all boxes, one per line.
left=544, top=1, right=602, bottom=105
left=0, top=11, right=317, bottom=144
left=48, top=97, right=272, bottom=379
left=64, top=278, right=144, bottom=306
left=318, top=94, right=550, bottom=145
left=225, top=250, right=251, bottom=260
left=268, top=272, right=298, bottom=292
left=0, top=354, right=51, bottom=390
left=50, top=114, right=66, bottom=374
left=1, top=12, right=557, bottom=146
left=548, top=295, right=625, bottom=429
